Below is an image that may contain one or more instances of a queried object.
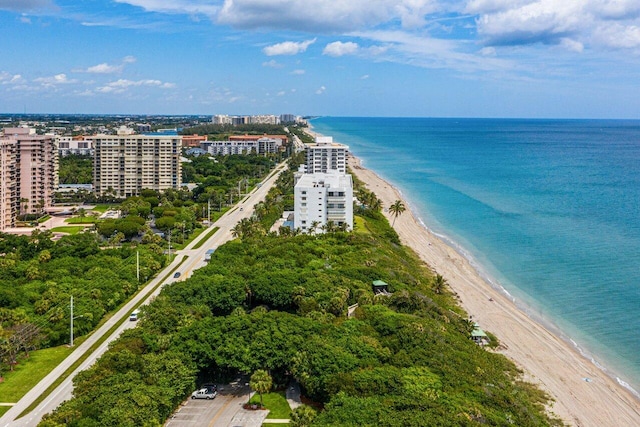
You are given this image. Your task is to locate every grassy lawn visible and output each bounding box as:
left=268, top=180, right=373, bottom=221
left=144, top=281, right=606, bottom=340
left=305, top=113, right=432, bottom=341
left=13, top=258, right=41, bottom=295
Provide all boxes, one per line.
left=91, top=204, right=115, bottom=213
left=65, top=217, right=98, bottom=224
left=249, top=392, right=291, bottom=419
left=51, top=226, right=86, bottom=235
left=0, top=345, right=74, bottom=403
left=0, top=407, right=9, bottom=417
left=171, top=227, right=206, bottom=250
left=192, top=227, right=220, bottom=250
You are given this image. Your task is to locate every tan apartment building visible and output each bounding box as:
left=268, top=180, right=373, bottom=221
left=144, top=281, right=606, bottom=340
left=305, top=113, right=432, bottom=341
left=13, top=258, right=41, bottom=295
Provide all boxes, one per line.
left=90, top=126, right=182, bottom=198
left=0, top=127, right=58, bottom=231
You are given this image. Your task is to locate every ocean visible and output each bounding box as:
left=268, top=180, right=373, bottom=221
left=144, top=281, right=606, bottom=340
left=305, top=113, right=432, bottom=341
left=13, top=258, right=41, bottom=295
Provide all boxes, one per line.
left=310, top=117, right=640, bottom=396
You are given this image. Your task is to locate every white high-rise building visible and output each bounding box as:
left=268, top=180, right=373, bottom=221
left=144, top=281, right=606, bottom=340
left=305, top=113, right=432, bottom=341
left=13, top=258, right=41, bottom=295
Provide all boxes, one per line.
left=293, top=172, right=353, bottom=233
left=305, top=136, right=348, bottom=174
left=56, top=136, right=93, bottom=156
left=90, top=127, right=181, bottom=198
left=212, top=115, right=232, bottom=125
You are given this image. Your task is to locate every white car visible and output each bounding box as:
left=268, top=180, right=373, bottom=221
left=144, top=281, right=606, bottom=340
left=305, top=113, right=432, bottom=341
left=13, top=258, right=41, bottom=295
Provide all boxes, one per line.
left=191, top=389, right=217, bottom=400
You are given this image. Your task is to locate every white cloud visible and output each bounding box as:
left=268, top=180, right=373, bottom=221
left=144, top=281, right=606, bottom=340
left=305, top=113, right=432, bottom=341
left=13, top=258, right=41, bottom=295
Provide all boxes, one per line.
left=353, top=30, right=512, bottom=73
left=471, top=0, right=640, bottom=50
left=361, top=74, right=370, bottom=79
left=117, top=0, right=439, bottom=33
left=316, top=85, right=326, bottom=94
left=323, top=41, right=359, bottom=57
left=480, top=46, right=496, bottom=56
left=96, top=79, right=175, bottom=94
left=277, top=91, right=286, bottom=96
left=86, top=63, right=123, bottom=74
left=218, top=0, right=440, bottom=32
left=114, top=0, right=219, bottom=16
left=20, top=15, right=31, bottom=24
left=0, top=72, right=23, bottom=85
left=263, top=39, right=316, bottom=56
left=593, top=22, right=640, bottom=49
left=34, top=73, right=76, bottom=87
left=291, top=69, right=305, bottom=75
left=262, top=59, right=283, bottom=68
left=80, top=56, right=136, bottom=74
left=559, top=37, right=584, bottom=52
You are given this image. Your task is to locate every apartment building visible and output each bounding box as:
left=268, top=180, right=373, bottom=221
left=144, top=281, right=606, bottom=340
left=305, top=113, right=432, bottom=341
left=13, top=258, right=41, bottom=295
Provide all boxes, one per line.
left=0, top=137, right=17, bottom=230
left=90, top=126, right=181, bottom=198
left=0, top=127, right=58, bottom=230
left=202, top=137, right=283, bottom=156
left=56, top=136, right=93, bottom=156
left=293, top=171, right=353, bottom=233
left=305, top=136, right=349, bottom=174
left=181, top=134, right=207, bottom=148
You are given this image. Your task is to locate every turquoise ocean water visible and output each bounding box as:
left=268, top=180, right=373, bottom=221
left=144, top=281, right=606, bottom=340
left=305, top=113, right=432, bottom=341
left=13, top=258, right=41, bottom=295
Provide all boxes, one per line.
left=311, top=117, right=640, bottom=396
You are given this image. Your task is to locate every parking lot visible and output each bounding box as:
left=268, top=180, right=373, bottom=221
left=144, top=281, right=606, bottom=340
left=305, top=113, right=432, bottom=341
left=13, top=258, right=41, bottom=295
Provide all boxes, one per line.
left=165, top=381, right=267, bottom=427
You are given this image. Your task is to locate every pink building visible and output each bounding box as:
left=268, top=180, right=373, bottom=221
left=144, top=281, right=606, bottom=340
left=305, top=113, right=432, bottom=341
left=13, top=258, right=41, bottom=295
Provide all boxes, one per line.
left=0, top=137, right=18, bottom=230
left=0, top=128, right=58, bottom=230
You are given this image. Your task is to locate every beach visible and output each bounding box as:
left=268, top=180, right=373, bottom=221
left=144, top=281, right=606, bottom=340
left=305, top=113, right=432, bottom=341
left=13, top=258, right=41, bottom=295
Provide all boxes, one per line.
left=346, top=154, right=640, bottom=426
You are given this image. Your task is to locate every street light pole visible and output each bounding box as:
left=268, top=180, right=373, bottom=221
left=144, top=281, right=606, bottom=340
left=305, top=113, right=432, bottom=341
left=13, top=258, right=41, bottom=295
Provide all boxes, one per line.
left=70, top=296, right=84, bottom=347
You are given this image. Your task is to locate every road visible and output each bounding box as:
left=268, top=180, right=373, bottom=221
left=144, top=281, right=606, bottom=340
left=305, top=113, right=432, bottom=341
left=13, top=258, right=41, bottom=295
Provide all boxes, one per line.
left=0, top=161, right=289, bottom=427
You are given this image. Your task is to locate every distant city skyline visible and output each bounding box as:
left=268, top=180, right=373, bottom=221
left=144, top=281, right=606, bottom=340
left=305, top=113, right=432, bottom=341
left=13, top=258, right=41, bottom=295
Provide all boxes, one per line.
left=1, top=0, right=640, bottom=119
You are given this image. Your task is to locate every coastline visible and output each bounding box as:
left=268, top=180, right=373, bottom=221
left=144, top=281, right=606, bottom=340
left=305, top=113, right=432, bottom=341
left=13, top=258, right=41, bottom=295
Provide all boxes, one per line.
left=304, top=123, right=640, bottom=426
left=348, top=155, right=640, bottom=426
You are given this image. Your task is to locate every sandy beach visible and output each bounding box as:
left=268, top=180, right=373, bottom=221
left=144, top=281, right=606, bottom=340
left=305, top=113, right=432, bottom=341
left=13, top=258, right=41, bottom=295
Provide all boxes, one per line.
left=346, top=154, right=640, bottom=426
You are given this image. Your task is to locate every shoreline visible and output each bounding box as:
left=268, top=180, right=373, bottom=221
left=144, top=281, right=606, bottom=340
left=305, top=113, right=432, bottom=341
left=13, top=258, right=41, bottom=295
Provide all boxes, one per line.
left=348, top=155, right=640, bottom=426
left=304, top=123, right=640, bottom=426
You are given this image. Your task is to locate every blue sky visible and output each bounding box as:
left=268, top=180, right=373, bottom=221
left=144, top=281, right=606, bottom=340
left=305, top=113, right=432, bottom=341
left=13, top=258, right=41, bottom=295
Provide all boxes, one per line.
left=1, top=0, right=640, bottom=118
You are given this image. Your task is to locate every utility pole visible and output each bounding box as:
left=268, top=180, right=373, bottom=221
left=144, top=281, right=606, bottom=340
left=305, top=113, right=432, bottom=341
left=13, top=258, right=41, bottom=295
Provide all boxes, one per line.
left=136, top=250, right=139, bottom=282
left=70, top=296, right=84, bottom=347
left=208, top=199, right=211, bottom=223
left=70, top=295, right=73, bottom=347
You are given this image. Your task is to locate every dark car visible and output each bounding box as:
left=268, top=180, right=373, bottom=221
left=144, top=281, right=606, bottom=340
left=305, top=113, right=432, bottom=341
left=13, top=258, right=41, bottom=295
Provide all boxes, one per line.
left=201, top=383, right=218, bottom=393
left=173, top=272, right=181, bottom=278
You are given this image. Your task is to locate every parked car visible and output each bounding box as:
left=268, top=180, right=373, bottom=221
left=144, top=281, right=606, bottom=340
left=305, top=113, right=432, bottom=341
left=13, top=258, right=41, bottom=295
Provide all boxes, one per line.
left=191, top=388, right=217, bottom=400
left=201, top=383, right=218, bottom=393
left=173, top=272, right=181, bottom=278
left=129, top=310, right=140, bottom=321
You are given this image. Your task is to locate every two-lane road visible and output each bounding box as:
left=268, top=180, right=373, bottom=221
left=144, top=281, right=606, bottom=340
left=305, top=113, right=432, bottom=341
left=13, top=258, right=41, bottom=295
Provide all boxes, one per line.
left=0, top=161, right=288, bottom=427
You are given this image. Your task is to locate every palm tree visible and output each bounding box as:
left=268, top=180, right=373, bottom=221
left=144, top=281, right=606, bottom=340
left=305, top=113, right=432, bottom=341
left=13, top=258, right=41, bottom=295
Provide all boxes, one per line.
left=389, top=200, right=406, bottom=226
left=249, top=369, right=272, bottom=407
left=433, top=274, right=448, bottom=294
left=77, top=207, right=87, bottom=224
left=290, top=405, right=317, bottom=427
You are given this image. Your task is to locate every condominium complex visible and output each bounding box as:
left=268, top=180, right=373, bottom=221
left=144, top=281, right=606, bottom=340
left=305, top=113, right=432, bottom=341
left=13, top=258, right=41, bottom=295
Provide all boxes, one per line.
left=0, top=137, right=17, bottom=230
left=0, top=127, right=58, bottom=230
left=90, top=126, right=182, bottom=198
left=305, top=136, right=349, bottom=174
left=202, top=137, right=283, bottom=156
left=293, top=171, right=353, bottom=232
left=56, top=136, right=93, bottom=156
left=212, top=114, right=301, bottom=125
